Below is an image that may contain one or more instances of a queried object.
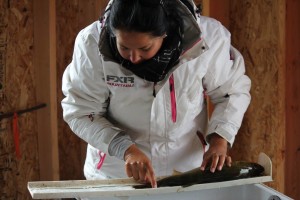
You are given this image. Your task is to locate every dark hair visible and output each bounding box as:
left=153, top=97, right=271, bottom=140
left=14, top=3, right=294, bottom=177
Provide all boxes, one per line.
left=107, top=0, right=183, bottom=37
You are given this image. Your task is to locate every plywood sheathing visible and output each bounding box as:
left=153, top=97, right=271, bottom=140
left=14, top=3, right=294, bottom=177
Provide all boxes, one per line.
left=0, top=0, right=40, bottom=199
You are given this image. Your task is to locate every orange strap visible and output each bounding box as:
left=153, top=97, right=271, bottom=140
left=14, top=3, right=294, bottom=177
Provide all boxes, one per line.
left=13, top=113, right=21, bottom=159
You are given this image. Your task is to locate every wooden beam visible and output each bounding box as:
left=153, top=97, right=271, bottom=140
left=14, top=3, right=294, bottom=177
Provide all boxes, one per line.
left=276, top=0, right=287, bottom=195
left=201, top=0, right=230, bottom=117
left=208, top=0, right=230, bottom=29
left=200, top=0, right=210, bottom=16
left=285, top=0, right=300, bottom=199
left=33, top=0, right=59, bottom=181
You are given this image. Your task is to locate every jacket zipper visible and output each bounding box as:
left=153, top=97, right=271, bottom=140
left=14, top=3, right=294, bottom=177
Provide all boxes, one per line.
left=169, top=74, right=177, bottom=123
left=153, top=82, right=157, bottom=97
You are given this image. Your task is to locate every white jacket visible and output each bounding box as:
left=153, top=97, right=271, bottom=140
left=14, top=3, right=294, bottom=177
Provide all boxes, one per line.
left=61, top=0, right=251, bottom=179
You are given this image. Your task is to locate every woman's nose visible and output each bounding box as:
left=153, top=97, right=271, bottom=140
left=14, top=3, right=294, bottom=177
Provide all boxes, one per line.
left=129, top=50, right=142, bottom=64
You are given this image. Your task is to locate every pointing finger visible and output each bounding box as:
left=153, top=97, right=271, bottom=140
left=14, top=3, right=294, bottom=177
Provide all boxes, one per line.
left=145, top=163, right=157, bottom=188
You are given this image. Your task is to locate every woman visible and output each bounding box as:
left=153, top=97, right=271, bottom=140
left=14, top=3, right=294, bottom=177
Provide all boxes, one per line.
left=62, top=0, right=251, bottom=189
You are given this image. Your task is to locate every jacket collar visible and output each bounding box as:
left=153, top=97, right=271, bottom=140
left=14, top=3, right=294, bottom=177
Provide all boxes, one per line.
left=175, top=0, right=202, bottom=50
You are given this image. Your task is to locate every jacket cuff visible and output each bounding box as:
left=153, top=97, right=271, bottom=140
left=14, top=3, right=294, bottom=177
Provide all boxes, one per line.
left=206, top=122, right=238, bottom=147
left=108, top=132, right=134, bottom=160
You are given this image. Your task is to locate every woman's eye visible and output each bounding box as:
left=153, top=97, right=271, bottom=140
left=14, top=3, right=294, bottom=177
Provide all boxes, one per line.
left=141, top=47, right=151, bottom=52
left=121, top=46, right=129, bottom=50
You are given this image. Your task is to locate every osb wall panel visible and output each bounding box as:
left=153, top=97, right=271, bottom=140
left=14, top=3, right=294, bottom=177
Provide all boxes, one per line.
left=57, top=0, right=109, bottom=180
left=228, top=0, right=285, bottom=192
left=0, top=0, right=40, bottom=199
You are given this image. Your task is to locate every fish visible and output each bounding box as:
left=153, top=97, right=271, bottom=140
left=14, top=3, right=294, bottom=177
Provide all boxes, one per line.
left=133, top=161, right=264, bottom=189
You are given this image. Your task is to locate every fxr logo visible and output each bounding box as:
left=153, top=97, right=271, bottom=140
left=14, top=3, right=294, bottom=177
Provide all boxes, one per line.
left=106, top=75, right=134, bottom=83
left=106, top=75, right=135, bottom=87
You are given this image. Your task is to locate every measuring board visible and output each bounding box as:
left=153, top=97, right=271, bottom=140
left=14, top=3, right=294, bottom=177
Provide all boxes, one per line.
left=28, top=153, right=273, bottom=199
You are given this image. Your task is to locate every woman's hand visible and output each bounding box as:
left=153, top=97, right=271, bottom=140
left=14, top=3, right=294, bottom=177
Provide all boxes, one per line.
left=124, top=144, right=157, bottom=188
left=200, top=133, right=232, bottom=172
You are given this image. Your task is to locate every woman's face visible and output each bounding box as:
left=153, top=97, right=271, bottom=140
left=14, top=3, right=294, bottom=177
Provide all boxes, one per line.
left=115, top=30, right=165, bottom=64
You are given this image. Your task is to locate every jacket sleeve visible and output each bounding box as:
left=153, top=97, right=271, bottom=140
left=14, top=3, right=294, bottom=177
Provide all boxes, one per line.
left=61, top=26, right=124, bottom=154
left=203, top=24, right=251, bottom=147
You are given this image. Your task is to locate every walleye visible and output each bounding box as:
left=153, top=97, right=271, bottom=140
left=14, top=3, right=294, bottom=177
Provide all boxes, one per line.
left=134, top=161, right=264, bottom=189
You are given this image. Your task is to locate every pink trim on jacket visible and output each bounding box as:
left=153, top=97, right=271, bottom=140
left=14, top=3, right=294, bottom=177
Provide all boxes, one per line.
left=169, top=74, right=177, bottom=123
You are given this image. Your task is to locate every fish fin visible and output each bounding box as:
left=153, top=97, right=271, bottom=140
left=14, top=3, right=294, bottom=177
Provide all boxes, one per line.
left=172, top=169, right=183, bottom=175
